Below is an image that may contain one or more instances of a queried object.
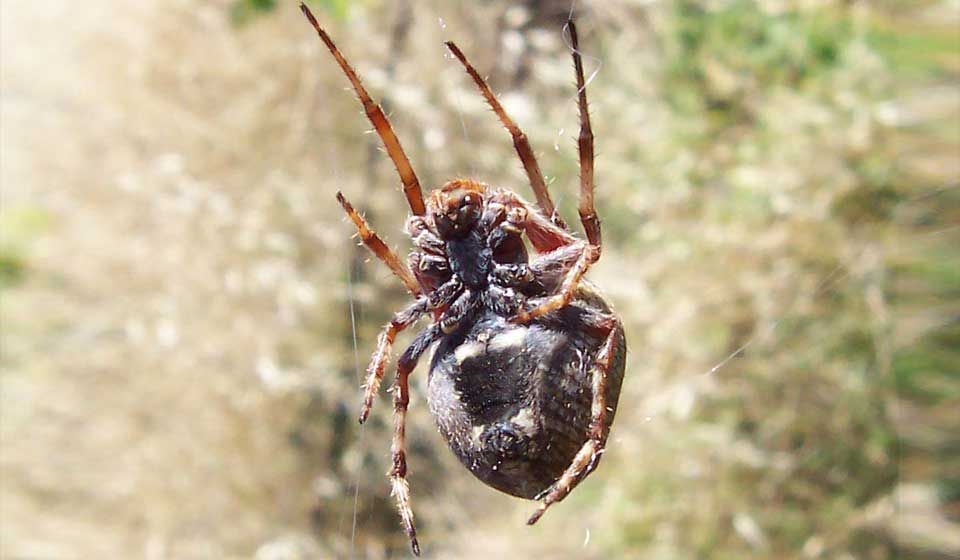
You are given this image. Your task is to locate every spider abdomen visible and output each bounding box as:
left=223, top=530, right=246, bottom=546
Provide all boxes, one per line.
left=427, top=292, right=626, bottom=499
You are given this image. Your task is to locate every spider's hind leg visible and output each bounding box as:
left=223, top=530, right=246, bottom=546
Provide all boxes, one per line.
left=388, top=290, right=476, bottom=555
left=527, top=313, right=620, bottom=525
left=389, top=324, right=441, bottom=556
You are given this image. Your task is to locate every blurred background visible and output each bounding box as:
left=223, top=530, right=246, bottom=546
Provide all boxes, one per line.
left=1, top=0, right=958, bottom=558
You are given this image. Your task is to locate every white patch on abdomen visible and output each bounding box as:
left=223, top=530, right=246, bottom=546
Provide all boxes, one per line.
left=511, top=407, right=538, bottom=436
left=470, top=425, right=485, bottom=449
left=487, top=327, right=528, bottom=352
left=454, top=341, right=485, bottom=364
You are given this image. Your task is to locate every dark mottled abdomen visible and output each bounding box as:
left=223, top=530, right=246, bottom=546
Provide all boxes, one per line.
left=427, top=290, right=626, bottom=499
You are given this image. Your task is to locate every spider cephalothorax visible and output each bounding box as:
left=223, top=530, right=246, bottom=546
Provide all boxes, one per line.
left=301, top=4, right=626, bottom=556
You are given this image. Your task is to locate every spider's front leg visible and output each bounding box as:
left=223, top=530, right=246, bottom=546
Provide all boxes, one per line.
left=388, top=289, right=476, bottom=556
left=527, top=311, right=622, bottom=525
left=337, top=192, right=421, bottom=296
left=359, top=275, right=462, bottom=424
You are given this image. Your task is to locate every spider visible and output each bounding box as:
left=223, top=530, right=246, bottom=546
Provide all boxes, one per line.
left=301, top=5, right=626, bottom=555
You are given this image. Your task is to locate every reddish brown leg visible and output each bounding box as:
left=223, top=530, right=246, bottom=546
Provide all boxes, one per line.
left=568, top=21, right=602, bottom=249
left=359, top=298, right=427, bottom=424
left=389, top=325, right=440, bottom=557
left=360, top=278, right=463, bottom=424
left=499, top=20, right=605, bottom=324
left=337, top=191, right=421, bottom=296
left=390, top=364, right=418, bottom=554
left=512, top=242, right=598, bottom=324
left=445, top=42, right=565, bottom=228
left=301, top=4, right=426, bottom=216
left=528, top=317, right=619, bottom=525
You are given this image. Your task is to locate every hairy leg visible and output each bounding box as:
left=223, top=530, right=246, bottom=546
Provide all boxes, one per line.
left=359, top=275, right=464, bottom=423
left=359, top=282, right=452, bottom=422
left=301, top=4, right=426, bottom=215
left=568, top=21, right=602, bottom=250
left=389, top=324, right=442, bottom=556
left=492, top=21, right=605, bottom=324
left=387, top=289, right=477, bottom=555
left=445, top=42, right=565, bottom=228
left=527, top=314, right=620, bottom=524
left=512, top=242, right=599, bottom=324
left=359, top=298, right=427, bottom=424
left=489, top=239, right=585, bottom=293
left=337, top=191, right=421, bottom=296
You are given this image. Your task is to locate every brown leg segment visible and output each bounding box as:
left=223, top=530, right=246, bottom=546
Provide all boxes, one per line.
left=388, top=323, right=444, bottom=556
left=445, top=42, right=565, bottom=228
left=390, top=358, right=419, bottom=555
left=527, top=319, right=619, bottom=525
left=568, top=21, right=602, bottom=250
left=512, top=242, right=599, bottom=324
left=358, top=298, right=427, bottom=424
left=301, top=4, right=426, bottom=216
left=337, top=191, right=421, bottom=296
left=360, top=278, right=463, bottom=424
left=494, top=20, right=606, bottom=325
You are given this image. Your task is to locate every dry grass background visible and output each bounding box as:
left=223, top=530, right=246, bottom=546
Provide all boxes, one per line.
left=1, top=0, right=958, bottom=558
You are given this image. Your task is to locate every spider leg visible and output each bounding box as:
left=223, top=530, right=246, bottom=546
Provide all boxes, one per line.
left=359, top=276, right=464, bottom=424
left=439, top=288, right=475, bottom=334
left=388, top=289, right=477, bottom=555
left=337, top=192, right=421, bottom=296
left=525, top=242, right=586, bottom=291
left=512, top=241, right=598, bottom=324
left=445, top=42, right=565, bottom=228
left=301, top=4, right=426, bottom=216
left=409, top=252, right=450, bottom=293
left=389, top=323, right=442, bottom=557
left=527, top=314, right=620, bottom=525
left=359, top=298, right=427, bottom=424
left=568, top=21, right=602, bottom=249
left=487, top=20, right=605, bottom=322
left=489, top=263, right=534, bottom=288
